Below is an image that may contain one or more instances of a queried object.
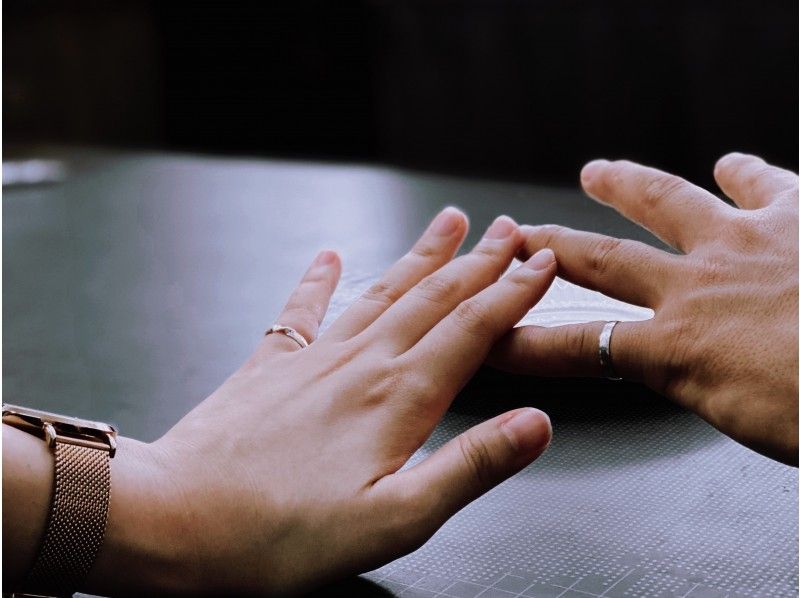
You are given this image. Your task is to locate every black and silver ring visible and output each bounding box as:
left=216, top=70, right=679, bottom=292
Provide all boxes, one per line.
left=598, top=321, right=622, bottom=381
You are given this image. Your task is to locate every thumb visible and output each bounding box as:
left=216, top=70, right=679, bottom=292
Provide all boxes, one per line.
left=391, top=408, right=552, bottom=530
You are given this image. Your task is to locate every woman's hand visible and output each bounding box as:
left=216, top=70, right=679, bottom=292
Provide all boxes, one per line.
left=86, top=209, right=556, bottom=595
left=489, top=153, right=798, bottom=465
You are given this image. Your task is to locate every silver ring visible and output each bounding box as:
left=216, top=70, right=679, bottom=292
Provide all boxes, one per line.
left=265, top=324, right=309, bottom=349
left=598, top=321, right=622, bottom=381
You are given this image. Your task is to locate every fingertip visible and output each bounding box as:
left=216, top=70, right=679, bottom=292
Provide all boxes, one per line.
left=525, top=248, right=556, bottom=271
left=430, top=206, right=468, bottom=237
left=311, top=250, right=343, bottom=281
left=714, top=152, right=762, bottom=177
left=314, top=249, right=339, bottom=266
left=580, top=159, right=610, bottom=187
left=714, top=152, right=740, bottom=177
left=501, top=407, right=552, bottom=456
left=580, top=160, right=612, bottom=203
left=450, top=206, right=470, bottom=234
left=484, top=214, right=519, bottom=240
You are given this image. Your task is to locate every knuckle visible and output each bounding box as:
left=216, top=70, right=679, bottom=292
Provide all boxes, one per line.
left=362, top=280, right=404, bottom=307
left=602, top=160, right=632, bottom=189
left=391, top=360, right=436, bottom=405
left=300, top=269, right=332, bottom=286
left=314, top=339, right=365, bottom=379
left=409, top=240, right=440, bottom=260
left=694, top=255, right=728, bottom=286
left=362, top=361, right=408, bottom=407
left=505, top=266, right=538, bottom=288
left=457, top=432, right=495, bottom=488
left=453, top=299, right=495, bottom=338
left=724, top=213, right=769, bottom=250
left=642, top=174, right=686, bottom=210
left=471, top=242, right=507, bottom=261
left=586, top=237, right=624, bottom=277
left=414, top=274, right=461, bottom=304
left=745, top=165, right=780, bottom=196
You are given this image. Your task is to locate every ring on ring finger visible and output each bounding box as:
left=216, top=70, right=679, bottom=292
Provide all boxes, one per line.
left=265, top=324, right=310, bottom=349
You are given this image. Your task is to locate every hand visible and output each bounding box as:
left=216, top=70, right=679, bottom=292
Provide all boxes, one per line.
left=489, top=153, right=798, bottom=465
left=83, top=209, right=556, bottom=595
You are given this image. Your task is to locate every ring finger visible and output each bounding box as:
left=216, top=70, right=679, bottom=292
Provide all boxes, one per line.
left=256, top=250, right=342, bottom=357
left=487, top=319, right=654, bottom=383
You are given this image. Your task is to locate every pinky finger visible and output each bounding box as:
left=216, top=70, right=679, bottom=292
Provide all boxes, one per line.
left=256, top=250, right=341, bottom=357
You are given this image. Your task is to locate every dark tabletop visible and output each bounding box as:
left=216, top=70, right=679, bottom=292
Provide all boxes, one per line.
left=4, top=148, right=797, bottom=597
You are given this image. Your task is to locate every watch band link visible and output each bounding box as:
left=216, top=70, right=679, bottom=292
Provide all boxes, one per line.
left=25, top=441, right=111, bottom=596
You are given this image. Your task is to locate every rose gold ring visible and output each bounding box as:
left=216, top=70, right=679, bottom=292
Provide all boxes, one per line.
left=265, top=324, right=310, bottom=349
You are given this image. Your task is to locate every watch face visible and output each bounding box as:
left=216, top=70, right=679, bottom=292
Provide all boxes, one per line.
left=2, top=403, right=116, bottom=435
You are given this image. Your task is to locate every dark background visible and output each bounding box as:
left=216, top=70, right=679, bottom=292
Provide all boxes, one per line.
left=4, top=0, right=798, bottom=187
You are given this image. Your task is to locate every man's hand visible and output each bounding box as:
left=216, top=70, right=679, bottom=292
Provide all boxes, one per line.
left=489, top=153, right=798, bottom=465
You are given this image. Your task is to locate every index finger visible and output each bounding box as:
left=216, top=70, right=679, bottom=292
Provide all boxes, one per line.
left=581, top=159, right=737, bottom=253
left=518, top=224, right=677, bottom=308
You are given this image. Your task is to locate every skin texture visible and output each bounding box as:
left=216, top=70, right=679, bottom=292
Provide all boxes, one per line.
left=5, top=210, right=557, bottom=596
left=489, top=153, right=798, bottom=465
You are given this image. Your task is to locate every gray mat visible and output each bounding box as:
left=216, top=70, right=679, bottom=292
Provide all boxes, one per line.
left=322, top=272, right=797, bottom=598
left=6, top=150, right=796, bottom=598
left=358, top=384, right=798, bottom=598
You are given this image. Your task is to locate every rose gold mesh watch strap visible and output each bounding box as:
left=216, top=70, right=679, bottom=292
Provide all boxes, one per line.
left=25, top=441, right=111, bottom=596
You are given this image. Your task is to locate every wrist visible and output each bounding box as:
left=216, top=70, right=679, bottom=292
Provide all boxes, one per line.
left=82, top=436, right=199, bottom=595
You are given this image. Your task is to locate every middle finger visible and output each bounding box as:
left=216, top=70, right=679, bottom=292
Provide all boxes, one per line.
left=363, top=215, right=522, bottom=354
left=324, top=207, right=468, bottom=342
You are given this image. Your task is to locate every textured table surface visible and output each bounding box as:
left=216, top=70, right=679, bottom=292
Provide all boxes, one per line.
left=4, top=148, right=797, bottom=597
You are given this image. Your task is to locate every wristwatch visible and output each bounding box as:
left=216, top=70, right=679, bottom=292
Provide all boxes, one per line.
left=2, top=403, right=118, bottom=597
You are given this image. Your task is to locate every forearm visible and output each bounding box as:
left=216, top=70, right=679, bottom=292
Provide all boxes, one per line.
left=3, top=424, right=53, bottom=584
left=82, top=436, right=194, bottom=596
left=3, top=425, right=192, bottom=595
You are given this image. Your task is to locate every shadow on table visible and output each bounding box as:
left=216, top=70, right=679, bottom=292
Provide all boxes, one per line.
left=306, top=576, right=394, bottom=597
left=307, top=371, right=723, bottom=597
left=448, top=366, right=719, bottom=470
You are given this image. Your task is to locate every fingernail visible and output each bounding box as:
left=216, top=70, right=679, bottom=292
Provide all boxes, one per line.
left=580, top=159, right=609, bottom=185
left=484, top=215, right=517, bottom=240
left=721, top=151, right=745, bottom=162
left=715, top=152, right=760, bottom=173
left=314, top=250, right=337, bottom=266
left=429, top=206, right=463, bottom=236
left=502, top=408, right=552, bottom=452
left=526, top=248, right=555, bottom=271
